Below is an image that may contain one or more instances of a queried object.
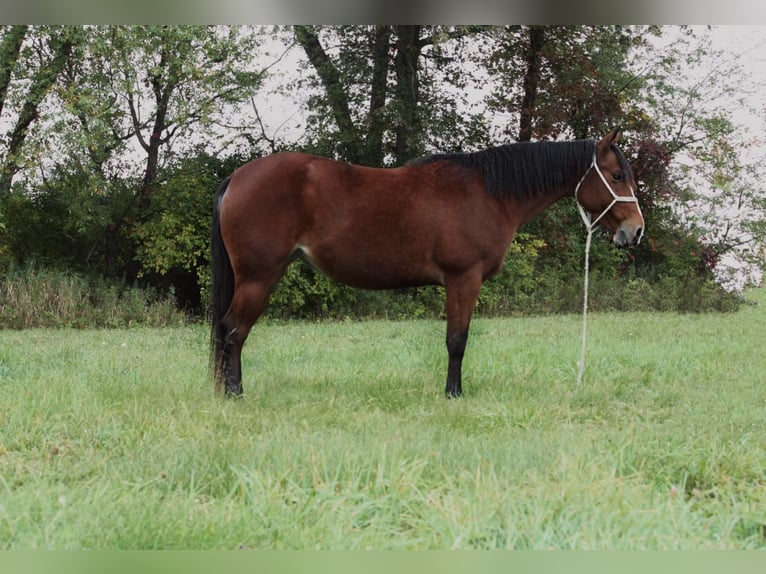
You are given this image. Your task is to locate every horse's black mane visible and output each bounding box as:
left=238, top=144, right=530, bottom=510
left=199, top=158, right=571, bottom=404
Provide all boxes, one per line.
left=409, top=140, right=606, bottom=200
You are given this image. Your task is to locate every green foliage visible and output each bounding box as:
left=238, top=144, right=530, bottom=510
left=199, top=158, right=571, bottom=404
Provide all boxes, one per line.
left=1, top=26, right=85, bottom=196
left=106, top=25, right=263, bottom=138
left=2, top=187, right=77, bottom=267
left=1, top=167, right=136, bottom=271
left=257, top=253, right=740, bottom=321
left=477, top=233, right=547, bottom=314
left=2, top=25, right=265, bottom=280
left=485, top=26, right=657, bottom=140
left=133, top=153, right=216, bottom=297
left=267, top=263, right=445, bottom=320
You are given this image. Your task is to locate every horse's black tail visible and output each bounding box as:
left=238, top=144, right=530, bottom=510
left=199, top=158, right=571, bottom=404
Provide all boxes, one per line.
left=210, top=176, right=233, bottom=394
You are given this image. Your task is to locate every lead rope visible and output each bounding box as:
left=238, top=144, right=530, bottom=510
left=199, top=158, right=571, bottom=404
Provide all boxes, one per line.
left=574, top=161, right=595, bottom=390
left=577, top=224, right=593, bottom=389
left=573, top=145, right=642, bottom=389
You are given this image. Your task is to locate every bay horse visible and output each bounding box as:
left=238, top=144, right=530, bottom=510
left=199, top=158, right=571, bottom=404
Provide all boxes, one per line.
left=210, top=130, right=644, bottom=398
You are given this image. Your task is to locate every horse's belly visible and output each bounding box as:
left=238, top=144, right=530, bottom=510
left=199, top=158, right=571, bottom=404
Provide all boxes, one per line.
left=295, top=244, right=440, bottom=289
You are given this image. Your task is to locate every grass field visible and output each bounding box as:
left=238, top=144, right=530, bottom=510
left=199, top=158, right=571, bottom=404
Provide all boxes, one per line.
left=1, top=289, right=765, bottom=549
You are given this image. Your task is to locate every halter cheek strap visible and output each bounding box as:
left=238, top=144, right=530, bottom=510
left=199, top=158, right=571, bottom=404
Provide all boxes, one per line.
left=574, top=148, right=642, bottom=230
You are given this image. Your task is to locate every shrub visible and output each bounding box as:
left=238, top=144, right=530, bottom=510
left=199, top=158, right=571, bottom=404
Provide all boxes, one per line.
left=0, top=266, right=185, bottom=329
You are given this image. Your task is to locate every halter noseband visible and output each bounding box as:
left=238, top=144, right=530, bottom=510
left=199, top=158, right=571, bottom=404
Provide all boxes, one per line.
left=574, top=145, right=642, bottom=230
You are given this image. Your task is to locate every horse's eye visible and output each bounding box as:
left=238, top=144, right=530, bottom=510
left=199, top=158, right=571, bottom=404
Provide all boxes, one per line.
left=612, top=172, right=624, bottom=182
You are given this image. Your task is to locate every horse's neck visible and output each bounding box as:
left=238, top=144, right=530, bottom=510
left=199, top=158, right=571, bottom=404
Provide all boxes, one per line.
left=505, top=186, right=572, bottom=229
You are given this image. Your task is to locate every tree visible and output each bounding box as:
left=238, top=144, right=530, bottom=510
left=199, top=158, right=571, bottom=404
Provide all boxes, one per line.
left=0, top=26, right=82, bottom=197
left=293, top=25, right=488, bottom=166
left=41, top=25, right=264, bottom=277
left=517, top=25, right=544, bottom=142
left=293, top=25, right=367, bottom=163
left=486, top=25, right=659, bottom=142
left=2, top=25, right=268, bottom=281
left=627, top=26, right=766, bottom=289
left=484, top=25, right=765, bottom=294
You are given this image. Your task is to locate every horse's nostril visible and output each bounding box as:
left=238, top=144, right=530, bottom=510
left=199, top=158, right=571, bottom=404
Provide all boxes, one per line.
left=634, top=226, right=643, bottom=244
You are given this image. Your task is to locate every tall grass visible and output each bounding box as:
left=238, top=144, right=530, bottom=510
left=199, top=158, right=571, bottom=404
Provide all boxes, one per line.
left=1, top=263, right=740, bottom=328
left=0, top=290, right=764, bottom=548
left=0, top=266, right=184, bottom=329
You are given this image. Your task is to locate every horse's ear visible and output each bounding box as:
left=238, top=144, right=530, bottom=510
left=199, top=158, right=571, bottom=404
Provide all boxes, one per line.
left=597, top=128, right=622, bottom=153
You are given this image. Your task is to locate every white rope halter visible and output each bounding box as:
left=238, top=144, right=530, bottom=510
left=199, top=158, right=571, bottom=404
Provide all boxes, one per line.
left=574, top=145, right=642, bottom=388
left=574, top=147, right=642, bottom=231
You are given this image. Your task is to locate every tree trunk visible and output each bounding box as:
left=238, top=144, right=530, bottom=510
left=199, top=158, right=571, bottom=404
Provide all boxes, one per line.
left=294, top=25, right=364, bottom=163
left=138, top=38, right=178, bottom=211
left=393, top=25, right=422, bottom=165
left=1, top=28, right=75, bottom=196
left=0, top=25, right=27, bottom=119
left=139, top=86, right=171, bottom=210
left=363, top=25, right=391, bottom=167
left=112, top=37, right=180, bottom=277
left=518, top=26, right=545, bottom=142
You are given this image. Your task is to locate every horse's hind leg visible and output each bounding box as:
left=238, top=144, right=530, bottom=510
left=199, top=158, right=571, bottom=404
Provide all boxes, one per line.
left=220, top=278, right=278, bottom=397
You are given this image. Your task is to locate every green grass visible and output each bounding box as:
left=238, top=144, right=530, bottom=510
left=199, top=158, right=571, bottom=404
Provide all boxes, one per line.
left=1, top=290, right=765, bottom=549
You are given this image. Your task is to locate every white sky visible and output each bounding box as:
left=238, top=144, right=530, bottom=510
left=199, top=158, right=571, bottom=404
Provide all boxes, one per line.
left=689, top=25, right=766, bottom=137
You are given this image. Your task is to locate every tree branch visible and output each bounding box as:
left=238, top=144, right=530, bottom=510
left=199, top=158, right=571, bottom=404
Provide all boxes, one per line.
left=294, top=25, right=363, bottom=161
left=1, top=29, right=76, bottom=195
left=416, top=25, right=487, bottom=49
left=127, top=90, right=150, bottom=152
left=251, top=97, right=277, bottom=153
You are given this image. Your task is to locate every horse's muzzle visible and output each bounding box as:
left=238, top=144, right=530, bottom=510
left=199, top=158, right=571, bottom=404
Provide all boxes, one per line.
left=613, top=223, right=643, bottom=248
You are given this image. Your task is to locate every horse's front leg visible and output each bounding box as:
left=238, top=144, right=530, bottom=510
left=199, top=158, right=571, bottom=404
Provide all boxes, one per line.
left=222, top=327, right=244, bottom=397
left=443, top=271, right=482, bottom=398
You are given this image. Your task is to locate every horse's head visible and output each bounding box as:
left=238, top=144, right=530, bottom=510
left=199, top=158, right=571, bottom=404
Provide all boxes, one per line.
left=575, top=130, right=644, bottom=248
